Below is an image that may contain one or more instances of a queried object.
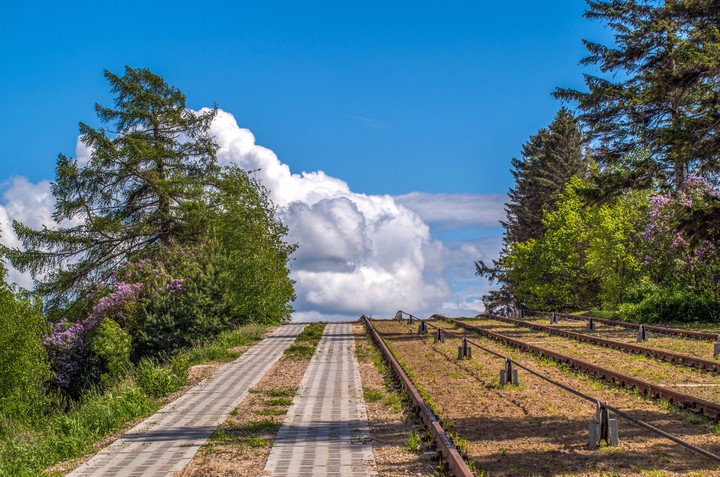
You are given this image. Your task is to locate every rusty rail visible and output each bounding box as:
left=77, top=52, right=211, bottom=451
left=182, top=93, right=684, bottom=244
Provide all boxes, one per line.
left=442, top=317, right=720, bottom=419
left=523, top=309, right=720, bottom=342
left=361, top=315, right=475, bottom=477
left=474, top=313, right=720, bottom=373
left=401, top=314, right=720, bottom=463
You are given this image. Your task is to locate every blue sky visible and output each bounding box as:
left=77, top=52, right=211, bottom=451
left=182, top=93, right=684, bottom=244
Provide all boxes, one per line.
left=0, top=1, right=611, bottom=319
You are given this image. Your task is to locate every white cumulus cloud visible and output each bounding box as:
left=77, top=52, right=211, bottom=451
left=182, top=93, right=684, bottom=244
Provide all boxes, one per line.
left=0, top=108, right=504, bottom=320
left=209, top=109, right=456, bottom=319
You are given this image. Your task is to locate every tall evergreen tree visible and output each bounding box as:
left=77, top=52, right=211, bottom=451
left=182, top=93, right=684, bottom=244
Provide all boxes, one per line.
left=8, top=67, right=218, bottom=308
left=554, top=0, right=720, bottom=192
left=503, top=108, right=586, bottom=244
left=476, top=108, right=586, bottom=311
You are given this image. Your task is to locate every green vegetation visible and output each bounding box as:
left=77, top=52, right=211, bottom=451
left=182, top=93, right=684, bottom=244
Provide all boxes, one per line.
left=479, top=2, right=720, bottom=324
left=0, top=67, right=296, bottom=474
left=0, top=323, right=265, bottom=476
left=283, top=323, right=325, bottom=360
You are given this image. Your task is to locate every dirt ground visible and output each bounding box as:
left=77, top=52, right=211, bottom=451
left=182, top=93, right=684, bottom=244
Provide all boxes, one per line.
left=459, top=317, right=720, bottom=404
left=520, top=315, right=719, bottom=360
left=374, top=319, right=720, bottom=476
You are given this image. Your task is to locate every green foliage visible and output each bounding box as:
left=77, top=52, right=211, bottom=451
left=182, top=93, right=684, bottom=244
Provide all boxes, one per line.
left=585, top=190, right=649, bottom=308
left=213, top=167, right=297, bottom=324
left=134, top=359, right=186, bottom=398
left=0, top=383, right=156, bottom=477
left=478, top=109, right=587, bottom=312
left=90, top=319, right=132, bottom=388
left=0, top=280, right=49, bottom=423
left=620, top=288, right=720, bottom=324
left=504, top=178, right=596, bottom=310
left=555, top=1, right=720, bottom=193
left=8, top=67, right=219, bottom=310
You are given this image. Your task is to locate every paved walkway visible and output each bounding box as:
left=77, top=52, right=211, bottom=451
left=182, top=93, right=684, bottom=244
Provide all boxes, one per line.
left=264, top=322, right=377, bottom=476
left=69, top=324, right=306, bottom=477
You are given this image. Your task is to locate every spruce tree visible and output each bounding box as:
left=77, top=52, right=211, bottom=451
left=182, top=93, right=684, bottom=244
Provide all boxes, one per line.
left=555, top=0, right=720, bottom=192
left=9, top=67, right=218, bottom=308
left=477, top=108, right=586, bottom=312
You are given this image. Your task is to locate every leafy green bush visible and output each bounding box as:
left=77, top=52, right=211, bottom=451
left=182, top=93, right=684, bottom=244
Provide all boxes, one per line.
left=135, top=359, right=186, bottom=398
left=90, top=319, right=132, bottom=388
left=0, top=284, right=49, bottom=423
left=620, top=288, right=720, bottom=323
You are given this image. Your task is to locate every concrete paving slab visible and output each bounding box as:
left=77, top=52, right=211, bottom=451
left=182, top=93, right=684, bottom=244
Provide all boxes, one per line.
left=264, top=323, right=377, bottom=476
left=68, top=324, right=306, bottom=477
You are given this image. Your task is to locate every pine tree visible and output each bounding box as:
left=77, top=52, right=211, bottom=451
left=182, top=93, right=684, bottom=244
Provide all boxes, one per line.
left=8, top=67, right=218, bottom=308
left=477, top=108, right=586, bottom=312
left=554, top=0, right=720, bottom=192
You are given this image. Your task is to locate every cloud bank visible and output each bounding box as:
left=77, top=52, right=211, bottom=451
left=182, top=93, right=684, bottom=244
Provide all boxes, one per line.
left=0, top=109, right=505, bottom=320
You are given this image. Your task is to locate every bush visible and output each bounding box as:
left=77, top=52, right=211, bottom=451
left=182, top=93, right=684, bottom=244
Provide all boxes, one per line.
left=0, top=286, right=49, bottom=423
left=135, top=359, right=186, bottom=398
left=90, top=319, right=132, bottom=388
left=620, top=288, right=720, bottom=323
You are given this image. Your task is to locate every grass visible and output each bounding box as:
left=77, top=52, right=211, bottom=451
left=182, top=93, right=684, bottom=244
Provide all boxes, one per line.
left=283, top=323, right=325, bottom=360
left=363, top=389, right=383, bottom=403
left=0, top=323, right=268, bottom=477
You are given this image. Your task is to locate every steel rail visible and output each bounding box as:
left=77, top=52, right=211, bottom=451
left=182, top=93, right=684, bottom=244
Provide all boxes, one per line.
left=408, top=315, right=720, bottom=463
left=438, top=317, right=720, bottom=419
left=361, top=316, right=475, bottom=477
left=472, top=313, right=720, bottom=373
left=523, top=309, right=720, bottom=342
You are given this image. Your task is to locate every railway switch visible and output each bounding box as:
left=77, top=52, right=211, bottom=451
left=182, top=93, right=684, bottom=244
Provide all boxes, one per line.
left=500, top=358, right=519, bottom=386
left=433, top=329, right=445, bottom=343
left=589, top=401, right=619, bottom=449
left=637, top=325, right=648, bottom=342
left=457, top=338, right=472, bottom=360
left=418, top=320, right=428, bottom=334
left=586, top=319, right=596, bottom=332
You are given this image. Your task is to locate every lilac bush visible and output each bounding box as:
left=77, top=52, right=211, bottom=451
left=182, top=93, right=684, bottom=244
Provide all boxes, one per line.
left=44, top=243, right=202, bottom=394
left=641, top=177, right=720, bottom=298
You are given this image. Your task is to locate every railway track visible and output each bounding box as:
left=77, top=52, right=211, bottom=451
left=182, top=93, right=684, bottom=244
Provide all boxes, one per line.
left=388, top=312, right=720, bottom=467
left=523, top=309, right=720, bottom=342
left=440, top=316, right=720, bottom=420
left=474, top=313, right=720, bottom=373
left=361, top=316, right=474, bottom=477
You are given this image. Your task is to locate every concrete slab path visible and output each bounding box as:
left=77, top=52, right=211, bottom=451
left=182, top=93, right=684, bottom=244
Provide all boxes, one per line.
left=264, top=322, right=377, bottom=476
left=68, top=324, right=306, bottom=477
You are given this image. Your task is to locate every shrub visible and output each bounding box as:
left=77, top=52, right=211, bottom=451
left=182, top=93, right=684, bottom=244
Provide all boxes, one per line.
left=135, top=359, right=186, bottom=398
left=90, top=319, right=132, bottom=388
left=0, top=285, right=49, bottom=422
left=620, top=288, right=720, bottom=323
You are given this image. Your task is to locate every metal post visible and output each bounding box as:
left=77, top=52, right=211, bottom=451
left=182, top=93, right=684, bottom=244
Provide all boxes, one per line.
left=500, top=358, right=519, bottom=386
left=589, top=401, right=619, bottom=448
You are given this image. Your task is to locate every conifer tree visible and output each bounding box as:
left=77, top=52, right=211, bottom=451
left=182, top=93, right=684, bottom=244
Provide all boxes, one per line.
left=477, top=108, right=586, bottom=311
left=555, top=0, right=720, bottom=192
left=8, top=67, right=218, bottom=308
